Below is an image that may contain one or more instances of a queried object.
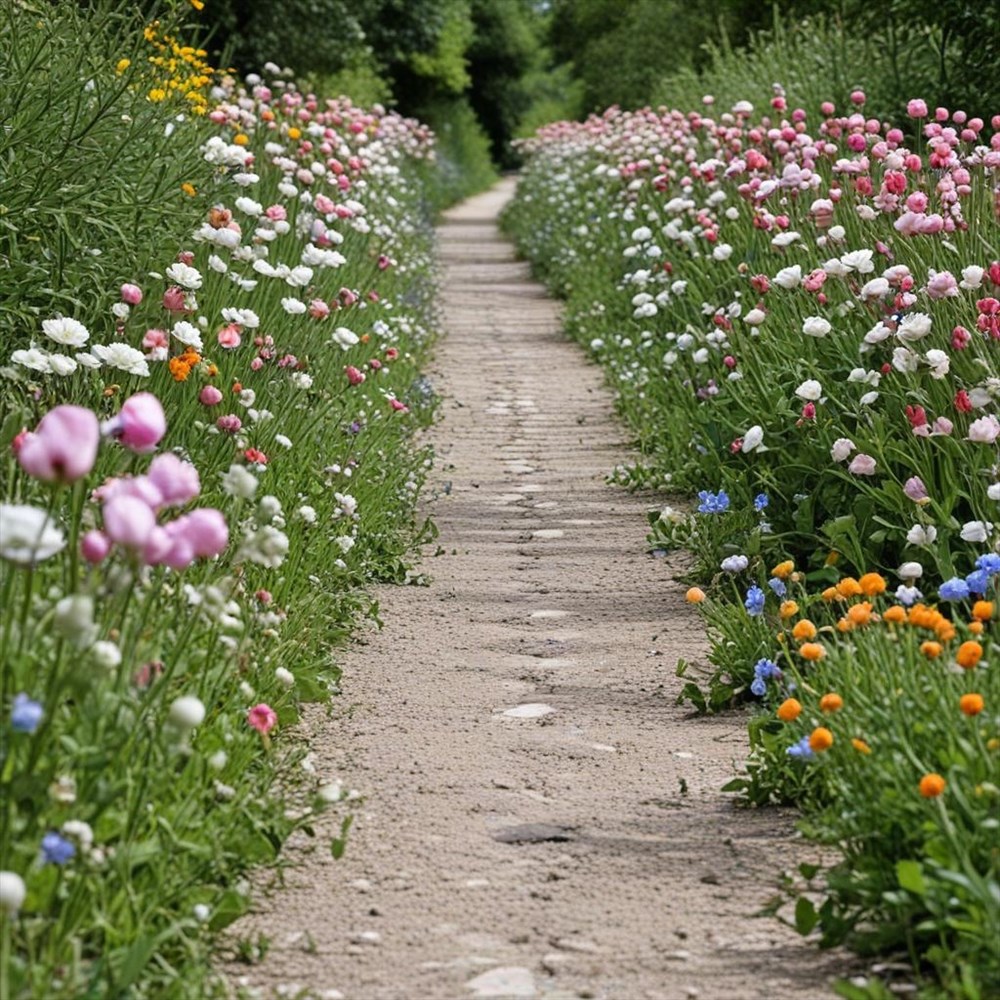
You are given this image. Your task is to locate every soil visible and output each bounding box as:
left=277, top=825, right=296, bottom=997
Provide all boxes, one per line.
left=224, top=179, right=842, bottom=1000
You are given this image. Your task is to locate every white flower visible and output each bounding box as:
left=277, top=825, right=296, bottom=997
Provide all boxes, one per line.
left=771, top=231, right=801, bottom=247
left=960, top=520, right=990, bottom=543
left=221, top=307, right=260, bottom=329
left=960, top=265, right=984, bottom=290
left=165, top=262, right=203, bottom=290
left=332, top=326, right=359, bottom=350
left=208, top=254, right=228, bottom=274
left=193, top=904, right=211, bottom=923
left=988, top=483, right=1000, bottom=501
left=281, top=297, right=307, bottom=315
left=61, top=819, right=94, bottom=852
left=891, top=347, right=919, bottom=373
left=822, top=258, right=850, bottom=278
left=275, top=667, right=295, bottom=686
left=171, top=321, right=204, bottom=351
left=924, top=349, right=950, bottom=379
left=75, top=352, right=102, bottom=369
left=48, top=354, right=78, bottom=376
left=42, top=317, right=90, bottom=347
left=895, top=585, right=923, bottom=606
left=91, top=640, right=122, bottom=670
left=111, top=302, right=130, bottom=320
left=336, top=535, right=355, bottom=553
left=772, top=265, right=801, bottom=289
left=863, top=322, right=892, bottom=344
left=238, top=388, right=256, bottom=407
left=54, top=595, right=97, bottom=647
left=11, top=348, right=52, bottom=372
left=795, top=379, right=823, bottom=401
left=0, top=504, right=66, bottom=564
left=220, top=463, right=258, bottom=499
left=830, top=438, right=855, bottom=462
left=631, top=226, right=652, bottom=242
left=290, top=372, right=313, bottom=390
left=275, top=434, right=293, bottom=449
left=896, top=312, right=932, bottom=342
left=906, top=524, right=937, bottom=545
left=235, top=196, right=263, bottom=216
left=90, top=343, right=149, bottom=376
left=286, top=265, right=313, bottom=288
left=859, top=277, right=890, bottom=301
left=712, top=243, right=733, bottom=261
left=802, top=316, right=831, bottom=337
left=839, top=249, right=875, bottom=274
left=720, top=555, right=748, bottom=573
left=0, top=872, right=26, bottom=914
left=744, top=308, right=766, bottom=326
left=968, top=415, right=1000, bottom=443
left=897, top=561, right=923, bottom=580
left=741, top=425, right=764, bottom=453
left=208, top=750, right=227, bottom=771
left=237, top=525, right=289, bottom=568
left=334, top=492, right=358, bottom=518
left=168, top=695, right=206, bottom=729
left=859, top=390, right=879, bottom=406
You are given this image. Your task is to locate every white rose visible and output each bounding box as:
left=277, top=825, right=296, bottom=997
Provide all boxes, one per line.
left=795, top=379, right=823, bottom=400
left=802, top=316, right=831, bottom=337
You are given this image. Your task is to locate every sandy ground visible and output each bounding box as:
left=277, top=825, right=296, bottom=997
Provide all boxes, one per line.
left=223, top=180, right=841, bottom=1000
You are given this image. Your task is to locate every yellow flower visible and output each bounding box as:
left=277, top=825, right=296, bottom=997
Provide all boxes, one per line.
left=851, top=738, right=872, bottom=755
left=771, top=560, right=794, bottom=579
left=287, top=126, right=302, bottom=141
left=148, top=88, right=167, bottom=102
left=181, top=182, right=197, bottom=197
left=233, top=133, right=249, bottom=146
left=779, top=600, right=799, bottom=619
left=115, top=58, right=131, bottom=74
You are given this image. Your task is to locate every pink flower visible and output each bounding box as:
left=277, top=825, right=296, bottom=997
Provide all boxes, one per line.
left=162, top=286, right=187, bottom=313
left=309, top=299, right=330, bottom=320
left=313, top=194, right=335, bottom=215
left=968, top=414, right=1000, bottom=444
left=926, top=271, right=958, bottom=299
left=217, top=324, right=241, bottom=349
left=951, top=326, right=971, bottom=350
left=148, top=453, right=200, bottom=507
left=104, top=393, right=166, bottom=453
left=345, top=365, right=365, bottom=386
left=264, top=204, right=287, bottom=221
left=143, top=526, right=174, bottom=565
left=907, top=99, right=929, bottom=119
left=389, top=397, right=409, bottom=413
left=103, top=495, right=156, bottom=549
left=142, top=328, right=169, bottom=351
left=80, top=530, right=111, bottom=564
left=903, top=476, right=929, bottom=501
left=248, top=703, right=277, bottom=735
left=216, top=414, right=242, bottom=433
left=199, top=385, right=223, bottom=406
left=931, top=417, right=954, bottom=436
left=848, top=453, right=877, bottom=476
left=184, top=508, right=228, bottom=557
left=17, top=405, right=100, bottom=483
left=120, top=284, right=143, bottom=305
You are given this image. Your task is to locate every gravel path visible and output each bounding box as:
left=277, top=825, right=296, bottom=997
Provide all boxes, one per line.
left=225, top=179, right=840, bottom=1000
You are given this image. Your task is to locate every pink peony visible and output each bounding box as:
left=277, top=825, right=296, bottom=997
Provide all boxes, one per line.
left=184, top=508, right=228, bottom=558
left=217, top=324, right=241, bottom=349
left=104, top=393, right=166, bottom=453
left=103, top=495, right=156, bottom=549
left=848, top=453, right=877, bottom=476
left=199, top=385, right=223, bottom=406
left=907, top=99, right=929, bottom=119
left=120, top=284, right=143, bottom=305
left=148, top=453, right=200, bottom=507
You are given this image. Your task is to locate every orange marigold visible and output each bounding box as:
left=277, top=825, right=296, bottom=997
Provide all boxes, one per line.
left=779, top=600, right=799, bottom=619
left=919, top=773, right=946, bottom=798
left=821, top=586, right=839, bottom=602
left=959, top=693, right=984, bottom=716
left=809, top=727, right=834, bottom=752
left=956, top=641, right=983, bottom=669
left=820, top=693, right=844, bottom=713
left=791, top=619, right=817, bottom=642
left=972, top=600, right=994, bottom=622
left=847, top=602, right=873, bottom=626
left=969, top=621, right=984, bottom=636
left=920, top=640, right=943, bottom=658
left=168, top=357, right=192, bottom=381
left=800, top=642, right=825, bottom=661
left=685, top=587, right=706, bottom=603
left=771, top=560, right=795, bottom=579
left=851, top=738, right=872, bottom=755
left=836, top=577, right=863, bottom=598
left=777, top=698, right=802, bottom=722
left=883, top=605, right=906, bottom=624
left=858, top=573, right=887, bottom=596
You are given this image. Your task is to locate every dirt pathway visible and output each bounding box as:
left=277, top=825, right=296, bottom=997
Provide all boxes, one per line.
left=227, top=179, right=839, bottom=1000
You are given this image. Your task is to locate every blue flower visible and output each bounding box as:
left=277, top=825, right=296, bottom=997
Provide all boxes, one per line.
left=697, top=490, right=730, bottom=514
left=720, top=554, right=749, bottom=573
left=753, top=493, right=769, bottom=512
left=750, top=677, right=767, bottom=697
left=744, top=585, right=766, bottom=616
left=938, top=578, right=970, bottom=601
left=966, top=569, right=990, bottom=595
left=11, top=694, right=43, bottom=734
left=896, top=585, right=923, bottom=606
left=786, top=736, right=815, bottom=760
left=754, top=658, right=781, bottom=681
left=767, top=576, right=787, bottom=597
left=976, top=553, right=1000, bottom=575
left=40, top=832, right=75, bottom=866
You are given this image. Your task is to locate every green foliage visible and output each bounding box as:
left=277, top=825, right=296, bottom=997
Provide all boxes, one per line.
left=419, top=96, right=498, bottom=209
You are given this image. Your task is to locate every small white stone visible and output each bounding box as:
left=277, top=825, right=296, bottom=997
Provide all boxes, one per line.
left=466, top=966, right=537, bottom=998
left=350, top=930, right=382, bottom=945
left=531, top=529, right=564, bottom=539
left=501, top=703, right=556, bottom=719
left=529, top=610, right=569, bottom=619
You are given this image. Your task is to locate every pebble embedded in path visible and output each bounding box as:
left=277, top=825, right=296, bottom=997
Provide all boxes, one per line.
left=224, top=179, right=839, bottom=999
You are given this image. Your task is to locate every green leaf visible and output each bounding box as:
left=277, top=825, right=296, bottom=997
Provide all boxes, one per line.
left=798, top=863, right=821, bottom=881
left=896, top=859, right=927, bottom=896
left=794, top=896, right=818, bottom=936
left=330, top=815, right=354, bottom=860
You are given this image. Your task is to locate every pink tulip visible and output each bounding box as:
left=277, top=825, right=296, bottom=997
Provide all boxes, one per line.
left=17, top=405, right=100, bottom=483
left=199, top=385, right=223, bottom=406
left=143, top=526, right=174, bottom=565
left=81, top=530, right=112, bottom=564
left=185, top=508, right=228, bottom=557
left=120, top=284, right=143, bottom=305
left=148, top=453, right=200, bottom=506
left=848, top=454, right=877, bottom=476
left=903, top=476, right=929, bottom=501
left=103, top=496, right=156, bottom=549
left=104, top=393, right=166, bottom=453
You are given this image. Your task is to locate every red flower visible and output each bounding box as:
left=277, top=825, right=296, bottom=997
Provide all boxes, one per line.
left=244, top=448, right=268, bottom=465
left=954, top=389, right=973, bottom=413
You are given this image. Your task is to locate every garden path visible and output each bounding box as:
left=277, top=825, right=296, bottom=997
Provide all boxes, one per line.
left=226, top=179, right=841, bottom=1000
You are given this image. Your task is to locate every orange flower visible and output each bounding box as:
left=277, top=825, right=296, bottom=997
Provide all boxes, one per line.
left=919, top=773, right=946, bottom=798
left=836, top=577, right=863, bottom=598
left=920, top=640, right=943, bottom=658
left=821, top=586, right=839, bottom=602
left=969, top=621, right=984, bottom=636
left=851, top=738, right=872, bottom=755
left=883, top=605, right=906, bottom=624
left=836, top=617, right=855, bottom=633
left=847, top=602, right=873, bottom=626
left=168, top=357, right=192, bottom=381
left=771, top=560, right=795, bottom=579
left=791, top=619, right=817, bottom=642
left=959, top=693, right=984, bottom=716
left=777, top=698, right=802, bottom=722
left=287, top=127, right=301, bottom=140
left=935, top=621, right=956, bottom=642
left=233, top=133, right=249, bottom=146
left=858, top=573, right=886, bottom=596
left=685, top=587, right=706, bottom=603
left=819, top=693, right=843, bottom=713
left=972, top=600, right=994, bottom=622
left=809, top=727, right=834, bottom=752
left=956, top=641, right=983, bottom=669
left=779, top=600, right=799, bottom=619
left=800, top=642, right=825, bottom=661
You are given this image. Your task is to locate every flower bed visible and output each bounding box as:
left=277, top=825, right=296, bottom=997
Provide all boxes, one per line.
left=505, top=93, right=999, bottom=994
left=1, top=13, right=441, bottom=995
